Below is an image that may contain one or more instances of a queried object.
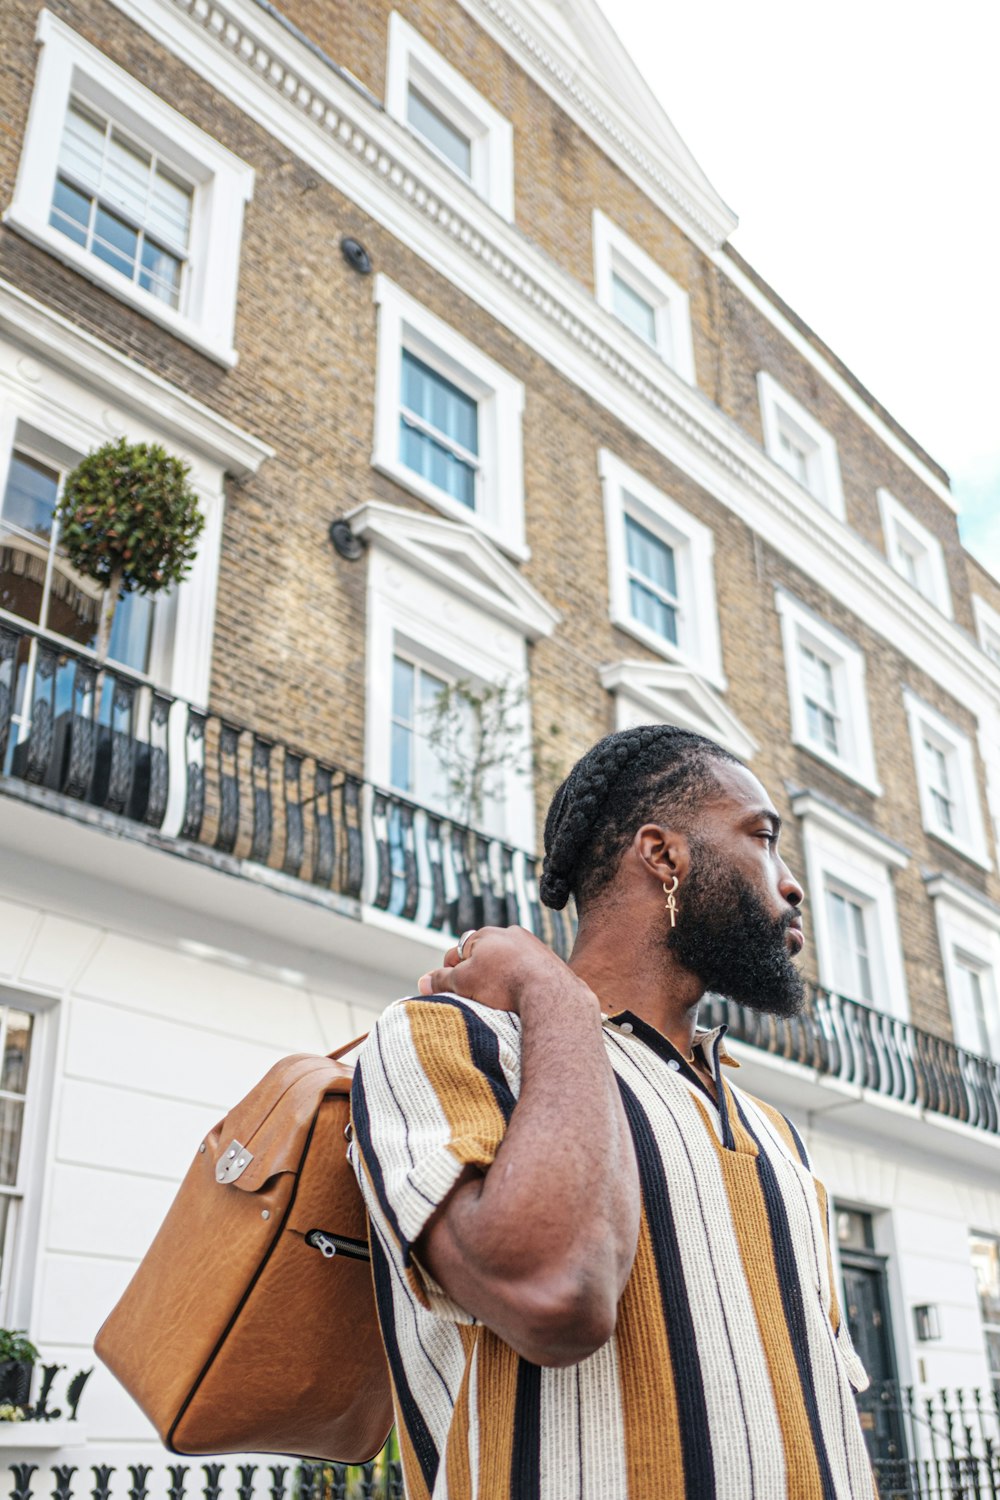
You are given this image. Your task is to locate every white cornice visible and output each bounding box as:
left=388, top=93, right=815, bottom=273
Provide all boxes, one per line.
left=924, top=872, right=1000, bottom=931
left=790, top=791, right=910, bottom=871
left=79, top=0, right=1000, bottom=719
left=600, top=659, right=759, bottom=761
left=0, top=279, right=273, bottom=477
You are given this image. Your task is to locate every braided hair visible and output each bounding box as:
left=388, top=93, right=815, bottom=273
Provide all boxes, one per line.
left=540, top=724, right=741, bottom=912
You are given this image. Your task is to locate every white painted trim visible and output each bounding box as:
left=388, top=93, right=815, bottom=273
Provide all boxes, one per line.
left=345, top=500, right=558, bottom=639
left=795, top=799, right=909, bottom=1019
left=973, top=595, right=1000, bottom=668
left=385, top=12, right=513, bottom=222
left=94, top=0, right=1000, bottom=723
left=775, top=590, right=881, bottom=796
left=5, top=11, right=254, bottom=367
left=758, top=370, right=845, bottom=521
left=371, top=274, right=526, bottom=558
left=903, top=689, right=992, bottom=870
left=599, top=658, right=758, bottom=760
left=720, top=254, right=956, bottom=512
left=599, top=447, right=723, bottom=688
left=927, top=876, right=1000, bottom=1058
left=592, top=210, right=695, bottom=382
left=878, top=488, right=953, bottom=619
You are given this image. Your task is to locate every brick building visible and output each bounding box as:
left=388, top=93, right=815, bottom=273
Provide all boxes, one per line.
left=1, top=0, right=999, bottom=1485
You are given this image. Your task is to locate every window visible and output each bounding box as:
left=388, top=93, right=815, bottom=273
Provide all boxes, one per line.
left=385, top=13, right=514, bottom=220
left=592, top=212, right=696, bottom=381
left=600, top=450, right=723, bottom=687
left=903, top=690, right=989, bottom=865
left=0, top=996, right=47, bottom=1327
left=877, top=489, right=952, bottom=617
left=776, top=592, right=880, bottom=794
left=793, top=791, right=909, bottom=1018
left=826, top=885, right=874, bottom=1004
left=5, top=11, right=254, bottom=365
left=390, top=651, right=458, bottom=809
left=757, top=372, right=845, bottom=520
left=955, top=957, right=995, bottom=1059
left=372, top=277, right=526, bottom=556
left=970, top=1234, right=1000, bottom=1395
left=973, top=596, right=1000, bottom=669
left=927, top=875, right=1000, bottom=1057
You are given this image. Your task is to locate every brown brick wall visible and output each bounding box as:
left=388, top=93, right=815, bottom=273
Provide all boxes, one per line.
left=0, top=0, right=996, bottom=1040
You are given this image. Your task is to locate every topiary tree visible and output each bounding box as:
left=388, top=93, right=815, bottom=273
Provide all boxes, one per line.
left=55, top=437, right=205, bottom=665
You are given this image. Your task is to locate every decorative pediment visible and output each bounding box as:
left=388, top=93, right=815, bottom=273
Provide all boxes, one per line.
left=346, top=502, right=560, bottom=640
left=599, top=659, right=758, bottom=761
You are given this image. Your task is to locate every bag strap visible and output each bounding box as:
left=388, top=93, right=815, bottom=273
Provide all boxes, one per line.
left=329, top=1033, right=368, bottom=1062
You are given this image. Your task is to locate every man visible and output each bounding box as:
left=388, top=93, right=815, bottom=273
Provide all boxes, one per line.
left=350, top=725, right=874, bottom=1499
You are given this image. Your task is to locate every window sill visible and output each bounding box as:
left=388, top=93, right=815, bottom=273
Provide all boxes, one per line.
left=609, top=608, right=726, bottom=692
left=0, top=1419, right=85, bottom=1449
left=371, top=454, right=529, bottom=563
left=791, top=736, right=883, bottom=799
left=3, top=211, right=238, bottom=369
left=924, top=823, right=993, bottom=873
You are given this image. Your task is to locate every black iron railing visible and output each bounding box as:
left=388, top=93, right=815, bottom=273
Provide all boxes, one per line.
left=0, top=1457, right=401, bottom=1500
left=3, top=618, right=1000, bottom=1138
left=862, top=1382, right=1000, bottom=1499
left=0, top=619, right=573, bottom=954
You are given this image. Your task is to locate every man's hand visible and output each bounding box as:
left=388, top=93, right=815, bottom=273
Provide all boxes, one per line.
left=418, top=925, right=586, bottom=1015
left=412, top=926, right=641, bottom=1367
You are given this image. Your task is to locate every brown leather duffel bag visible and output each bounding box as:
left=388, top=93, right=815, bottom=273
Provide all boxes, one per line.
left=95, top=1038, right=393, bottom=1463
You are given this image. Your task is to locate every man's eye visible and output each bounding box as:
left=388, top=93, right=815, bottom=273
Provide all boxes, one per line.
left=757, top=831, right=777, bottom=845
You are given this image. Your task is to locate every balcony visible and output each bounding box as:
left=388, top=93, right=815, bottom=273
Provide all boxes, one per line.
left=2, top=619, right=1000, bottom=1141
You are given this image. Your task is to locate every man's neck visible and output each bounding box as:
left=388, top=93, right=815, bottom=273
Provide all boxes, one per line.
left=567, top=919, right=705, bottom=1060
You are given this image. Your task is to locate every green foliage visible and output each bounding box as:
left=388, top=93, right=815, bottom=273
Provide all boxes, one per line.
left=420, top=678, right=532, bottom=828
left=0, top=1330, right=39, bottom=1365
left=56, top=438, right=204, bottom=600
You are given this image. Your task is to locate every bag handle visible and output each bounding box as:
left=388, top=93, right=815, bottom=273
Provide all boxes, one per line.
left=329, top=1033, right=368, bottom=1062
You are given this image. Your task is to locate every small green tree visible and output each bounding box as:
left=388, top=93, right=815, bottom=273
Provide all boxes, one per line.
left=420, top=678, right=533, bottom=828
left=55, top=438, right=205, bottom=665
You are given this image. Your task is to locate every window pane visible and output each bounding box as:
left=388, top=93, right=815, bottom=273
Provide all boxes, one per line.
left=402, top=352, right=478, bottom=456
left=390, top=721, right=412, bottom=792
left=406, top=86, right=472, bottom=178
left=629, top=579, right=678, bottom=644
left=50, top=176, right=91, bottom=247
left=612, top=272, right=657, bottom=346
left=59, top=101, right=106, bottom=194
left=0, top=1099, right=24, bottom=1187
left=778, top=426, right=811, bottom=485
left=2, top=454, right=59, bottom=541
left=392, top=655, right=415, bottom=724
left=148, top=168, right=192, bottom=250
left=92, top=205, right=138, bottom=278
left=1, top=1013, right=33, bottom=1097
left=106, top=592, right=154, bottom=673
left=139, top=238, right=183, bottom=308
left=971, top=1236, right=1000, bottom=1326
left=400, top=420, right=477, bottom=508
left=104, top=129, right=152, bottom=221
left=625, top=515, right=677, bottom=597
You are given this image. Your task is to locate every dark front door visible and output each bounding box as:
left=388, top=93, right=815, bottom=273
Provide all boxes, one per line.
left=842, top=1251, right=907, bottom=1475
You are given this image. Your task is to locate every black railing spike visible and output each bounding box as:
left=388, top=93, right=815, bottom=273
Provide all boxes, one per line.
left=201, top=1464, right=224, bottom=1500
left=10, top=1463, right=37, bottom=1500
left=127, top=1464, right=152, bottom=1500
left=297, top=1464, right=318, bottom=1500
left=166, top=1465, right=188, bottom=1500
left=89, top=1467, right=113, bottom=1500
left=267, top=1466, right=288, bottom=1500
left=236, top=1464, right=257, bottom=1500
left=50, top=1467, right=76, bottom=1500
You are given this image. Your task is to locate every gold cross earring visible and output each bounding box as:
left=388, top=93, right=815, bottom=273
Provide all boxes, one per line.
left=663, top=875, right=679, bottom=928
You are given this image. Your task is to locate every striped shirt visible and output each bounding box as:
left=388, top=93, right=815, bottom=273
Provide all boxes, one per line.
left=350, top=995, right=874, bottom=1500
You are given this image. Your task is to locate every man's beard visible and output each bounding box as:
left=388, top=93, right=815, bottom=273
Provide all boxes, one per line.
left=664, top=843, right=805, bottom=1017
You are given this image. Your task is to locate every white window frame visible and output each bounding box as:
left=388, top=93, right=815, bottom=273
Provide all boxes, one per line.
left=0, top=987, right=58, bottom=1333
left=4, top=11, right=254, bottom=367
left=926, top=875, right=1000, bottom=1059
left=793, top=792, right=909, bottom=1019
left=877, top=489, right=953, bottom=617
left=592, top=211, right=695, bottom=382
left=385, top=12, right=514, bottom=222
left=903, top=689, right=990, bottom=868
left=776, top=591, right=880, bottom=794
left=973, top=595, right=1000, bottom=669
left=600, top=449, right=723, bottom=688
left=372, top=276, right=526, bottom=558
left=757, top=371, right=845, bottom=520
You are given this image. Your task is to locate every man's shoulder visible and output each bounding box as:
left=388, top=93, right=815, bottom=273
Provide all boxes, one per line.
left=358, top=992, right=522, bottom=1065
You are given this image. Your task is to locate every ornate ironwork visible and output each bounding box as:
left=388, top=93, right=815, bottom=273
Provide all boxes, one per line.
left=214, top=722, right=241, bottom=853
left=144, top=694, right=172, bottom=828
left=282, top=751, right=304, bottom=876
left=9, top=1463, right=37, bottom=1500
left=51, top=1469, right=77, bottom=1500
left=249, top=736, right=273, bottom=864
left=180, top=711, right=207, bottom=840
left=127, top=1465, right=153, bottom=1500
left=0, top=624, right=19, bottom=768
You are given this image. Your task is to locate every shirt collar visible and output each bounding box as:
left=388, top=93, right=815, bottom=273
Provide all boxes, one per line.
left=604, top=1011, right=741, bottom=1068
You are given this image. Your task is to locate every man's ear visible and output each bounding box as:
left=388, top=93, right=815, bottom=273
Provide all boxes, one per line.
left=634, top=824, right=691, bottom=890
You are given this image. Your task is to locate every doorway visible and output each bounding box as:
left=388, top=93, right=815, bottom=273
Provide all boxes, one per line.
left=836, top=1206, right=907, bottom=1475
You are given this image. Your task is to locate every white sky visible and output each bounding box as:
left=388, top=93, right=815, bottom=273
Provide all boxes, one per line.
left=600, top=0, right=1000, bottom=577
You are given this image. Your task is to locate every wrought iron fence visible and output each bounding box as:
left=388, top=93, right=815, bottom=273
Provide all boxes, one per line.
left=863, top=1383, right=1000, bottom=1499
left=4, top=617, right=1000, bottom=1138
left=0, top=1458, right=402, bottom=1500
left=0, top=618, right=573, bottom=955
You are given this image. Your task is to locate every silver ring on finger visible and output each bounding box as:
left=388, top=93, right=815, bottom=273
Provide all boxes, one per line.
left=456, top=929, right=478, bottom=961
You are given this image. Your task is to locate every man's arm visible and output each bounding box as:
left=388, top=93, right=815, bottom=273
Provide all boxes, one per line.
left=413, top=928, right=641, bottom=1368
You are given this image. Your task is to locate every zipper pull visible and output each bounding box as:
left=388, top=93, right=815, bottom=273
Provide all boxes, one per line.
left=306, top=1231, right=339, bottom=1259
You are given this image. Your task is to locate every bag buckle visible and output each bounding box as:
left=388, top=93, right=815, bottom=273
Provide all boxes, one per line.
left=216, top=1139, right=253, bottom=1184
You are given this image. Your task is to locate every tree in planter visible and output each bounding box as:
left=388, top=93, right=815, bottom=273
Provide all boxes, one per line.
left=55, top=438, right=204, bottom=667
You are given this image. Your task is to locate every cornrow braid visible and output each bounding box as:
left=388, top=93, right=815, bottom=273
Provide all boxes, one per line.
left=540, top=724, right=741, bottom=912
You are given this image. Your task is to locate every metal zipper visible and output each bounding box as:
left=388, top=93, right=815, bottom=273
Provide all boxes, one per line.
left=305, top=1229, right=370, bottom=1262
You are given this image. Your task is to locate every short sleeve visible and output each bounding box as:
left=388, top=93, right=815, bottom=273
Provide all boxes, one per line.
left=349, top=995, right=517, bottom=1317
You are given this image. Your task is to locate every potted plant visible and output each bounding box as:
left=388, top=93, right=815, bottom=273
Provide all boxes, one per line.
left=0, top=1330, right=38, bottom=1408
